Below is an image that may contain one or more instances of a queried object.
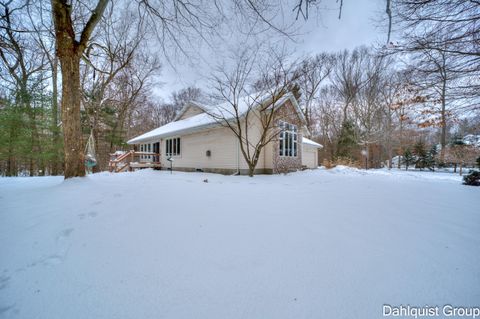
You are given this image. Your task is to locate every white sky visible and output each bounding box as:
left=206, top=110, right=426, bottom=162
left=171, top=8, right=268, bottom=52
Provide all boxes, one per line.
left=154, top=0, right=386, bottom=102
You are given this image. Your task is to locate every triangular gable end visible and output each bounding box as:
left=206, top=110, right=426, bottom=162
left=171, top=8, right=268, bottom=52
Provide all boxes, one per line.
left=273, top=94, right=310, bottom=136
left=174, top=102, right=206, bottom=121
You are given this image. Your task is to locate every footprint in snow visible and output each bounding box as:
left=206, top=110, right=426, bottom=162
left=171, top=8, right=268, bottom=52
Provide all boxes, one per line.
left=59, top=228, right=74, bottom=238
left=79, top=211, right=98, bottom=220
left=113, top=193, right=122, bottom=198
left=0, top=304, right=17, bottom=316
left=43, top=255, right=63, bottom=266
left=0, top=275, right=10, bottom=290
left=88, top=211, right=98, bottom=217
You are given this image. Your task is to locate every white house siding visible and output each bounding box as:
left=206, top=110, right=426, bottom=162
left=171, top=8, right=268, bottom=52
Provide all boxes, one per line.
left=130, top=97, right=309, bottom=174
left=159, top=124, right=268, bottom=174
left=302, top=145, right=318, bottom=169
left=263, top=142, right=274, bottom=171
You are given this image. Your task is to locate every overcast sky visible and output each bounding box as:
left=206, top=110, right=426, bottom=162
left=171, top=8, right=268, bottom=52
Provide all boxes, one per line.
left=154, top=0, right=385, bottom=102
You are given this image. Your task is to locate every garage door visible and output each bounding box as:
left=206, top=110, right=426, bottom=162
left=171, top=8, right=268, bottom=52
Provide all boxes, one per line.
left=302, top=148, right=317, bottom=168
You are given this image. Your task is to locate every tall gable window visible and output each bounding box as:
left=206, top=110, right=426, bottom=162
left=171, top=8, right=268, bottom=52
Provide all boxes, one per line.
left=166, top=137, right=181, bottom=156
left=279, top=121, right=298, bottom=157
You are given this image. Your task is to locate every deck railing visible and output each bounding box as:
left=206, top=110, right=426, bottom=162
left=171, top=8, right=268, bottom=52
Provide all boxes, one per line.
left=109, top=151, right=160, bottom=172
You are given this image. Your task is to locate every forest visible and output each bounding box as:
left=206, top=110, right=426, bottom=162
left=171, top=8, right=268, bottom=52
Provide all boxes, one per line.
left=0, top=0, right=479, bottom=177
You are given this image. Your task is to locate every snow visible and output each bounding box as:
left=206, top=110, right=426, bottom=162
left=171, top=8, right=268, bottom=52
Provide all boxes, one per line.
left=0, top=168, right=479, bottom=319
left=127, top=92, right=304, bottom=144
left=127, top=112, right=219, bottom=144
left=302, top=137, right=323, bottom=148
left=463, top=134, right=480, bottom=147
left=127, top=94, right=270, bottom=144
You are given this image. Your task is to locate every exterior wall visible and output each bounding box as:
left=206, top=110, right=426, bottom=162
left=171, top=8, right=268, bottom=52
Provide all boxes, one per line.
left=271, top=100, right=304, bottom=173
left=159, top=125, right=268, bottom=174
left=177, top=105, right=204, bottom=120
left=264, top=141, right=274, bottom=170
left=135, top=97, right=308, bottom=175
left=302, top=145, right=318, bottom=168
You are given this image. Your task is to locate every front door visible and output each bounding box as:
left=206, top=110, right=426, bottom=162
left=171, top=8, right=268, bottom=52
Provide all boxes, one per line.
left=153, top=142, right=160, bottom=163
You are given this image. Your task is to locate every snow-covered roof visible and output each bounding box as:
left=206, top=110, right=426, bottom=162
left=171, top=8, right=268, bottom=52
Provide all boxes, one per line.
left=463, top=134, right=480, bottom=147
left=128, top=92, right=305, bottom=144
left=302, top=137, right=323, bottom=148
left=128, top=112, right=218, bottom=144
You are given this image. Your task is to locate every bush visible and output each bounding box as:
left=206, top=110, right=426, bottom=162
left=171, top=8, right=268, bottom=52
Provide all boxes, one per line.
left=463, top=170, right=480, bottom=186
left=322, top=159, right=335, bottom=169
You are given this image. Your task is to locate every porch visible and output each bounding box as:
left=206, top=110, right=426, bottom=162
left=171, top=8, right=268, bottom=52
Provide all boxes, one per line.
left=109, top=150, right=161, bottom=173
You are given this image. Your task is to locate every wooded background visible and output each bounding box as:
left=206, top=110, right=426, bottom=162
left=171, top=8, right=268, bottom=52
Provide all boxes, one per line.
left=0, top=0, right=478, bottom=176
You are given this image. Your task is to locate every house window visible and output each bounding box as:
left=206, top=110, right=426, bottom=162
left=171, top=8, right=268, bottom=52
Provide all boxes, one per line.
left=140, top=143, right=153, bottom=160
left=279, top=121, right=298, bottom=157
left=166, top=137, right=181, bottom=156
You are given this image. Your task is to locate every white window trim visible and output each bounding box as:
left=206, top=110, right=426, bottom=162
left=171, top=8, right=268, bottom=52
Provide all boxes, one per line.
left=165, top=137, right=181, bottom=157
left=278, top=121, right=298, bottom=158
left=139, top=143, right=154, bottom=161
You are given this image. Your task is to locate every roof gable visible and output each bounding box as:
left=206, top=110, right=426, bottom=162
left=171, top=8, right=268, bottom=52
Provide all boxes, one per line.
left=174, top=102, right=206, bottom=121
left=127, top=92, right=308, bottom=144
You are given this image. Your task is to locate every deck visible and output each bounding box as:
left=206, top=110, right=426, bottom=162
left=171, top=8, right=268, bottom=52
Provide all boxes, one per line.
left=109, top=151, right=161, bottom=172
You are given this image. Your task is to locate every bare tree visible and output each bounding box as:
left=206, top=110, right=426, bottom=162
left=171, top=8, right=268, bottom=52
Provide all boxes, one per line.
left=294, top=53, right=333, bottom=133
left=391, top=0, right=479, bottom=63
left=171, top=87, right=205, bottom=114
left=331, top=47, right=370, bottom=124
left=445, top=143, right=479, bottom=176
left=314, top=86, right=343, bottom=161
left=80, top=4, right=154, bottom=171
left=390, top=1, right=480, bottom=157
left=47, top=0, right=336, bottom=178
left=50, top=0, right=110, bottom=178
left=353, top=53, right=386, bottom=168
left=405, top=45, right=467, bottom=162
left=207, top=48, right=300, bottom=176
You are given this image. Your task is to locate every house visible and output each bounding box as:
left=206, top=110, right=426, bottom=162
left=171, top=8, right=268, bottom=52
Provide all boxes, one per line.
left=126, top=92, right=323, bottom=174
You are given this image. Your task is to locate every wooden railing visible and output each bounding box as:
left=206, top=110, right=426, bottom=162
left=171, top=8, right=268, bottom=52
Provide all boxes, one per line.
left=109, top=151, right=160, bottom=173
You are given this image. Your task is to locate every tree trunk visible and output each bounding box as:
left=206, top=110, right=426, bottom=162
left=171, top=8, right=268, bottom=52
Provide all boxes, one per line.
left=51, top=0, right=109, bottom=178
left=6, top=107, right=18, bottom=176
left=248, top=164, right=255, bottom=177
left=387, top=147, right=393, bottom=169
left=60, top=54, right=85, bottom=178
left=439, top=78, right=447, bottom=162
left=398, top=121, right=403, bottom=169
left=51, top=57, right=62, bottom=175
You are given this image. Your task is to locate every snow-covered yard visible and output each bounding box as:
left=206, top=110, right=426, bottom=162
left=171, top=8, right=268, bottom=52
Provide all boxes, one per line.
left=0, top=168, right=479, bottom=319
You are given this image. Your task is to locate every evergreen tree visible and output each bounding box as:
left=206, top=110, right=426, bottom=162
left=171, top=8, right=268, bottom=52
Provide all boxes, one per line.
left=336, top=120, right=357, bottom=159
left=413, top=141, right=427, bottom=170
left=403, top=148, right=414, bottom=171
left=450, top=134, right=465, bottom=146
left=0, top=92, right=63, bottom=176
left=425, top=145, right=438, bottom=171
left=463, top=171, right=480, bottom=186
